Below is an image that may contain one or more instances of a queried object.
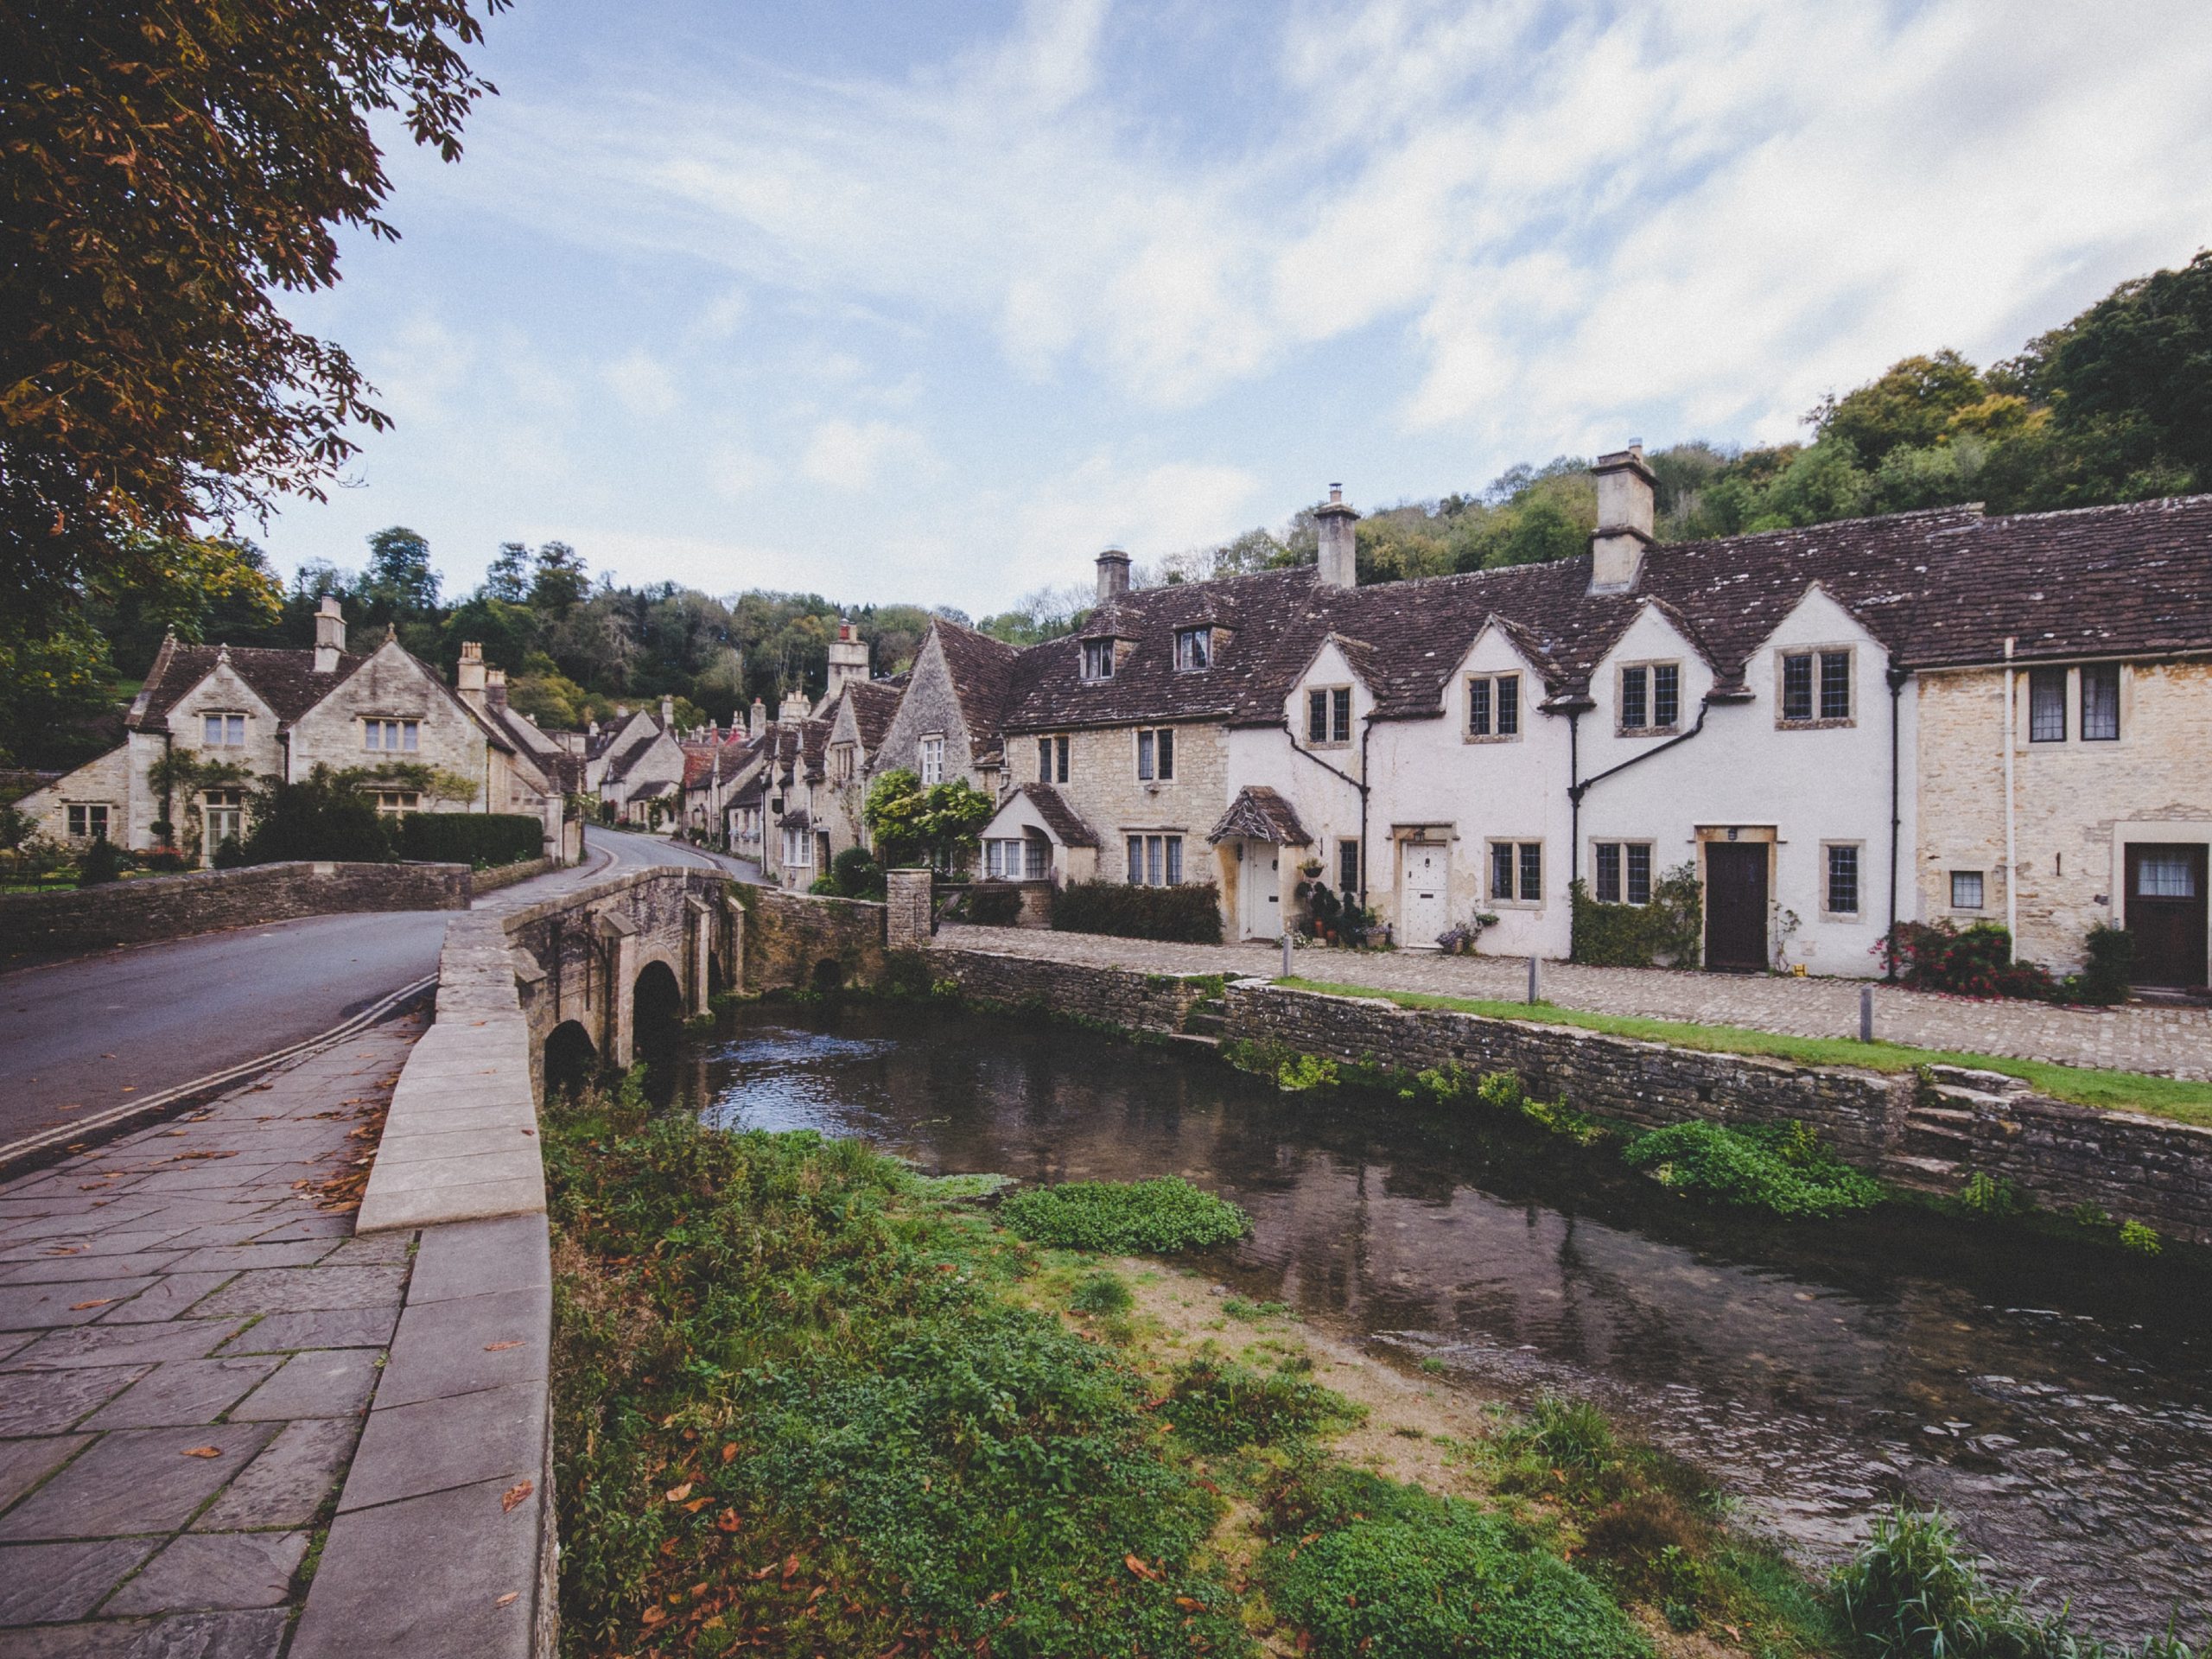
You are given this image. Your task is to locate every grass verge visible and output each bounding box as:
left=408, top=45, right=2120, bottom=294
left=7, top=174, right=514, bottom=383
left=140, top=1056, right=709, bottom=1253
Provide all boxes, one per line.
left=1281, top=977, right=2212, bottom=1127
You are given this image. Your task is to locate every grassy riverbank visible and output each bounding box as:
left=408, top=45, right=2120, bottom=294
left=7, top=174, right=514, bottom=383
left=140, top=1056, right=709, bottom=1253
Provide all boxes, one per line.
left=1281, top=977, right=2212, bottom=1127
left=544, top=1077, right=1845, bottom=1657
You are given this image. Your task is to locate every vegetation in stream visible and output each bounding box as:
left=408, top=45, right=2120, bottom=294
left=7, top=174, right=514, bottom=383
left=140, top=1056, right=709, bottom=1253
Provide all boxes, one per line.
left=998, top=1175, right=1251, bottom=1253
left=1623, top=1120, right=1888, bottom=1218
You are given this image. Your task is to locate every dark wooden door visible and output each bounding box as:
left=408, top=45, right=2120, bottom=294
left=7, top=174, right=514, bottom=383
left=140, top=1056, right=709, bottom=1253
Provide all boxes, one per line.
left=1705, top=842, right=1768, bottom=971
left=2127, top=843, right=2208, bottom=988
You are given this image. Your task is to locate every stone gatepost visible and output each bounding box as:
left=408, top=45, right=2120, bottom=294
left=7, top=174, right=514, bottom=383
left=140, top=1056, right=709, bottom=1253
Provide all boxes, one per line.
left=597, top=909, right=639, bottom=1068
left=722, top=892, right=747, bottom=995
left=886, top=868, right=933, bottom=951
left=685, top=895, right=713, bottom=1015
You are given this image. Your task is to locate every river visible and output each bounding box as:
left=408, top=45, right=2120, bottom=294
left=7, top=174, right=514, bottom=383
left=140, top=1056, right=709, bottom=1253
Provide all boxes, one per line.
left=650, top=1000, right=2210, bottom=1641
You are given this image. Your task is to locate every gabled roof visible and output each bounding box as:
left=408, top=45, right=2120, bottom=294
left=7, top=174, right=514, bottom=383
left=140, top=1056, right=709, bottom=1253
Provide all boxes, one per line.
left=130, top=640, right=368, bottom=732
left=1209, top=785, right=1311, bottom=846
left=932, top=619, right=1020, bottom=735
left=1014, top=782, right=1099, bottom=848
left=601, top=710, right=677, bottom=782
left=843, top=679, right=903, bottom=751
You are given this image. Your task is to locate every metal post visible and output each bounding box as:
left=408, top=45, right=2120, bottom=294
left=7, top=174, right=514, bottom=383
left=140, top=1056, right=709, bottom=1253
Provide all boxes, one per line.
left=1859, top=985, right=1874, bottom=1044
left=1527, top=955, right=1541, bottom=1005
left=1281, top=932, right=1294, bottom=979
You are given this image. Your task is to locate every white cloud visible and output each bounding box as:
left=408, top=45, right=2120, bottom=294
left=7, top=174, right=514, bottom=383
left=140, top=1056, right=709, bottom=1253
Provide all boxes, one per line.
left=604, top=349, right=681, bottom=419
left=798, top=418, right=931, bottom=491
left=707, top=441, right=772, bottom=499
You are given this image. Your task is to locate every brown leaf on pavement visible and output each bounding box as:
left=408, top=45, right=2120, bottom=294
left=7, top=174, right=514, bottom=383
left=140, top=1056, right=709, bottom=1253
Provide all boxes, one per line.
left=484, top=1340, right=522, bottom=1351
left=501, top=1479, right=533, bottom=1512
left=494, top=1592, right=520, bottom=1608
left=69, top=1299, right=115, bottom=1310
left=181, top=1446, right=221, bottom=1458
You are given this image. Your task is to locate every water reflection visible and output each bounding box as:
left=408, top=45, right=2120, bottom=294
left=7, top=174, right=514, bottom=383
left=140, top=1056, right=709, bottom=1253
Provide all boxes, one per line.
left=659, top=1001, right=2210, bottom=1640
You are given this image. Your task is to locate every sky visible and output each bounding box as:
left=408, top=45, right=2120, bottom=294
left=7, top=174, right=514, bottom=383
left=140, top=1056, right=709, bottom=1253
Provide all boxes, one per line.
left=263, top=0, right=2212, bottom=618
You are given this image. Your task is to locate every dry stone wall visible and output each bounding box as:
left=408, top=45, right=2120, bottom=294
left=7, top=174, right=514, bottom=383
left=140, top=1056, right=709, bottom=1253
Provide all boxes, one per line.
left=0, top=860, right=470, bottom=961
left=931, top=944, right=1217, bottom=1033
left=741, top=886, right=887, bottom=990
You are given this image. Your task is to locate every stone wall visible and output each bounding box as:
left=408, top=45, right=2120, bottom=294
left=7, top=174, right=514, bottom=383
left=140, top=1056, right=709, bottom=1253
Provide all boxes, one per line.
left=0, top=860, right=472, bottom=961
left=1045, top=721, right=1230, bottom=887
left=886, top=869, right=933, bottom=951
left=927, top=945, right=1218, bottom=1040
left=470, top=855, right=559, bottom=896
left=741, top=886, right=887, bottom=990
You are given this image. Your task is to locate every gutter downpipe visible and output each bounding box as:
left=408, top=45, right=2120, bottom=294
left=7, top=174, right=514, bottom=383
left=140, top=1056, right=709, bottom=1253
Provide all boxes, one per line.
left=1567, top=699, right=1713, bottom=961
left=1279, top=716, right=1371, bottom=905
left=2002, top=637, right=2018, bottom=963
left=1567, top=712, right=1581, bottom=885
left=1885, top=662, right=1909, bottom=981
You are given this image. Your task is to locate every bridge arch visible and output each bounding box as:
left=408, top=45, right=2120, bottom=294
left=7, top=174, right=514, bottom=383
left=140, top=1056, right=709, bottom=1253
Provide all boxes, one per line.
left=632, top=959, right=684, bottom=1061
left=543, top=1019, right=597, bottom=1096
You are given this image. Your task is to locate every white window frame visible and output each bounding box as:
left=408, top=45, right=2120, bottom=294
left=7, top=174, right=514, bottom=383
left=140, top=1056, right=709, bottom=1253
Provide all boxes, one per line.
left=1174, top=627, right=1211, bottom=671
left=1465, top=673, right=1522, bottom=741
left=781, top=826, right=813, bottom=867
left=918, top=734, right=945, bottom=786
left=372, top=791, right=420, bottom=815
left=1950, top=869, right=1986, bottom=912
left=66, top=804, right=111, bottom=842
left=364, top=718, right=420, bottom=753
left=1081, top=639, right=1116, bottom=681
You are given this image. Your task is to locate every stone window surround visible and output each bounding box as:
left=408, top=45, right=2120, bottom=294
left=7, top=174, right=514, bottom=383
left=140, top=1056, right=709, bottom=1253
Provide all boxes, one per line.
left=1036, top=733, right=1071, bottom=785
left=1775, top=644, right=1857, bottom=729
left=2015, top=661, right=2132, bottom=749
left=1950, top=868, right=1986, bottom=912
left=1484, top=836, right=1546, bottom=909
left=1464, top=671, right=1522, bottom=743
left=1135, top=726, right=1176, bottom=782
left=1613, top=659, right=1681, bottom=737
left=65, top=801, right=112, bottom=841
left=2109, top=819, right=2212, bottom=934
left=918, top=733, right=945, bottom=785
left=1821, top=838, right=1865, bottom=920
left=1590, top=837, right=1655, bottom=906
left=1305, top=684, right=1354, bottom=748
left=200, top=709, right=249, bottom=747
left=362, top=716, right=420, bottom=752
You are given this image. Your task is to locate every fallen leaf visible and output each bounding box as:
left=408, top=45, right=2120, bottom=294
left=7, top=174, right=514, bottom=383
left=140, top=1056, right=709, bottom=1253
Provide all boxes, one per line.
left=501, top=1479, right=533, bottom=1512
left=683, top=1497, right=708, bottom=1513
left=69, top=1299, right=115, bottom=1310
left=1175, top=1598, right=1206, bottom=1611
left=640, top=1605, right=667, bottom=1627
left=484, top=1340, right=522, bottom=1352
left=1124, top=1554, right=1160, bottom=1582
left=181, top=1446, right=222, bottom=1459
left=664, top=1482, right=694, bottom=1503
left=715, top=1509, right=741, bottom=1533
left=495, top=1592, right=520, bottom=1608
left=720, top=1442, right=737, bottom=1464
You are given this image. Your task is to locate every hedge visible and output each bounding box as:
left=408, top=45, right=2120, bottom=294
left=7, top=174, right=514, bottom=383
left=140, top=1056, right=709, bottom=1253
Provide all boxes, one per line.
left=1051, top=880, right=1222, bottom=944
left=397, top=811, right=544, bottom=868
left=963, top=881, right=1026, bottom=926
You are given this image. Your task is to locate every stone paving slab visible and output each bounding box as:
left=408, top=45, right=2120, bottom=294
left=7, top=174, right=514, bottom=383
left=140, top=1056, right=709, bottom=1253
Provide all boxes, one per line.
left=0, top=1017, right=424, bottom=1651
left=938, top=924, right=2212, bottom=1079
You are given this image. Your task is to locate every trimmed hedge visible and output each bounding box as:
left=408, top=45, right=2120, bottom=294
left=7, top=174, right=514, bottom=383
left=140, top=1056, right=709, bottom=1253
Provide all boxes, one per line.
left=1051, top=880, right=1222, bottom=944
left=963, top=880, right=1025, bottom=926
left=396, top=811, right=543, bottom=868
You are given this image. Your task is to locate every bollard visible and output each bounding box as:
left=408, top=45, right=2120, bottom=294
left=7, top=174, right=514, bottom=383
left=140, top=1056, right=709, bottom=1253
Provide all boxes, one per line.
left=1859, top=985, right=1874, bottom=1043
left=1281, top=932, right=1294, bottom=979
left=1527, top=955, right=1541, bottom=1005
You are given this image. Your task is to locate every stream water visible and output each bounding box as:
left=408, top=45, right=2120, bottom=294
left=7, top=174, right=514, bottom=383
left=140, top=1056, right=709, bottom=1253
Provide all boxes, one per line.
left=651, top=1001, right=2210, bottom=1641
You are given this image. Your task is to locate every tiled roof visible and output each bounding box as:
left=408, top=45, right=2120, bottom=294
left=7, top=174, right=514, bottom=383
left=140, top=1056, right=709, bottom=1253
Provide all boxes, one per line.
left=131, top=641, right=368, bottom=731
left=1017, top=783, right=1099, bottom=848
left=1208, top=785, right=1311, bottom=846
left=933, top=620, right=1020, bottom=735
left=845, top=679, right=903, bottom=751
left=1000, top=494, right=2212, bottom=730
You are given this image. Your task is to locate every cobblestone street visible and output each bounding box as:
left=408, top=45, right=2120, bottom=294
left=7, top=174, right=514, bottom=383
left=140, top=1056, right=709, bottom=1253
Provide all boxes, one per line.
left=0, top=1017, right=421, bottom=1653
left=935, top=925, right=2212, bottom=1081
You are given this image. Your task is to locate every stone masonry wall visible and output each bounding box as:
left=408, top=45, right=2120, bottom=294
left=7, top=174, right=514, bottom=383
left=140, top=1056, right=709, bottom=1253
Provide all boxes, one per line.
left=742, top=886, right=887, bottom=989
left=931, top=945, right=1217, bottom=1034
left=1049, top=721, right=1230, bottom=888
left=0, top=860, right=471, bottom=961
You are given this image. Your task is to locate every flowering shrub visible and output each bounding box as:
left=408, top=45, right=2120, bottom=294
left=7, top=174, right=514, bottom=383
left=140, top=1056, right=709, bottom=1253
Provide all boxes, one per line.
left=1873, top=920, right=2059, bottom=1000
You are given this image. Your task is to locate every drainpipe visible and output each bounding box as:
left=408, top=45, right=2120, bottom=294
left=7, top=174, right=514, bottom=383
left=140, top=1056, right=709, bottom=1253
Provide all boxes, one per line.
left=1279, top=716, right=1370, bottom=904
left=2002, top=638, right=2017, bottom=962
left=1885, top=662, right=1909, bottom=981
left=1567, top=711, right=1581, bottom=884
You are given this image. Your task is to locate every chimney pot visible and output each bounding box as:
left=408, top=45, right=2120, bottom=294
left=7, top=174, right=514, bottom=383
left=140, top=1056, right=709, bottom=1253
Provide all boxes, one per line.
left=1315, top=483, right=1359, bottom=589
left=1588, top=444, right=1657, bottom=594
left=456, top=641, right=487, bottom=699
left=1095, top=547, right=1132, bottom=603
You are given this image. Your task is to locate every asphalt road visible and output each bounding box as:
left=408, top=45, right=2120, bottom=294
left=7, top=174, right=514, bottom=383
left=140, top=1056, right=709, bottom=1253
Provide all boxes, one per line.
left=0, top=827, right=746, bottom=1153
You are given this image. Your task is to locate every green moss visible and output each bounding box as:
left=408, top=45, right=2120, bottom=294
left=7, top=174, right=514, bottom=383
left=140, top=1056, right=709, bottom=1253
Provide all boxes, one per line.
left=998, top=1177, right=1250, bottom=1254
left=1281, top=977, right=2212, bottom=1126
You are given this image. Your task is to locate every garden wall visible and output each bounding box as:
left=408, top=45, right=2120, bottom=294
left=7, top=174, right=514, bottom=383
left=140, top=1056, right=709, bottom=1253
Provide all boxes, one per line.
left=931, top=945, right=1217, bottom=1035
left=0, top=860, right=472, bottom=962
left=741, top=886, right=887, bottom=990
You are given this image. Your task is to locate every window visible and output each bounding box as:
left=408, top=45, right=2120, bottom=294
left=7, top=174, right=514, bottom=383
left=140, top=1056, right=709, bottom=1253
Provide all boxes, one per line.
left=1950, top=870, right=1985, bottom=910
left=918, top=734, right=944, bottom=785
left=1825, top=843, right=1860, bottom=916
left=1653, top=664, right=1679, bottom=730
left=1081, top=639, right=1116, bottom=681
left=1779, top=650, right=1853, bottom=724
left=2081, top=664, right=2120, bottom=741
left=1592, top=842, right=1653, bottom=905
left=781, top=826, right=812, bottom=867
left=1306, top=686, right=1352, bottom=746
left=2028, top=668, right=2067, bottom=742
left=201, top=713, right=245, bottom=747
left=1467, top=673, right=1520, bottom=739
left=1174, top=628, right=1211, bottom=671
left=201, top=789, right=245, bottom=858
left=1135, top=728, right=1175, bottom=781
left=1619, top=664, right=1681, bottom=733
left=2135, top=850, right=2197, bottom=898
left=983, top=837, right=1046, bottom=880
left=1125, top=834, right=1184, bottom=887
left=1338, top=837, right=1360, bottom=896
left=371, top=791, right=419, bottom=814
left=830, top=744, right=855, bottom=782
left=1489, top=839, right=1542, bottom=904
left=66, top=804, right=110, bottom=841
left=364, top=718, right=418, bottom=753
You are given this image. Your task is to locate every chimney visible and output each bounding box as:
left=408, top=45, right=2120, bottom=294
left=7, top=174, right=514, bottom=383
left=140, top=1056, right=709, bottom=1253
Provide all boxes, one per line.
left=1095, top=547, right=1131, bottom=603
left=827, top=619, right=869, bottom=701
left=1316, top=484, right=1358, bottom=589
left=456, top=641, right=487, bottom=704
left=313, top=594, right=346, bottom=673
left=485, top=667, right=508, bottom=710
left=660, top=695, right=676, bottom=730
left=779, top=688, right=810, bottom=727
left=1589, top=442, right=1656, bottom=594
left=748, top=697, right=767, bottom=740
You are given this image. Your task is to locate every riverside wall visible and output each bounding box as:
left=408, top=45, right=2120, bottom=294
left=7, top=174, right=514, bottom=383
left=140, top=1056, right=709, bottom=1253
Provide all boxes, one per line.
left=925, top=945, right=2212, bottom=1247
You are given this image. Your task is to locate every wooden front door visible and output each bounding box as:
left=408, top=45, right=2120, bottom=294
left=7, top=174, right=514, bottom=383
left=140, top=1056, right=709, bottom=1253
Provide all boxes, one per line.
left=2126, top=843, right=2209, bottom=988
left=1704, top=842, right=1768, bottom=972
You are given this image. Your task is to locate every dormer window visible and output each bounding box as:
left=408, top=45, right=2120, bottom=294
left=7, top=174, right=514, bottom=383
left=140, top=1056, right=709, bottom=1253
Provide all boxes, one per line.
left=1306, top=686, right=1352, bottom=747
left=1081, top=639, right=1116, bottom=681
left=1174, top=627, right=1211, bottom=671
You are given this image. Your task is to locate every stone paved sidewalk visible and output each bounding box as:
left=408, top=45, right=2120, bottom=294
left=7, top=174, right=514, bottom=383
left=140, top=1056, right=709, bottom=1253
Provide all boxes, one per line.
left=0, top=1016, right=422, bottom=1655
left=935, top=925, right=2212, bottom=1081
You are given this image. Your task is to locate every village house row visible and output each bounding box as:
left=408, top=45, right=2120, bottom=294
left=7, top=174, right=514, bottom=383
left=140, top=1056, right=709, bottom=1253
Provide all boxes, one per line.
left=22, top=449, right=2212, bottom=987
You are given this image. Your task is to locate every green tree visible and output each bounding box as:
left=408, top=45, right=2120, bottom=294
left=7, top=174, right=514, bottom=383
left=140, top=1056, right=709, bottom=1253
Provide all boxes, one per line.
left=1811, top=350, right=1987, bottom=467
left=482, top=541, right=532, bottom=602
left=1, top=0, right=505, bottom=632
left=528, top=542, right=590, bottom=617
left=360, top=526, right=440, bottom=615
left=863, top=770, right=994, bottom=869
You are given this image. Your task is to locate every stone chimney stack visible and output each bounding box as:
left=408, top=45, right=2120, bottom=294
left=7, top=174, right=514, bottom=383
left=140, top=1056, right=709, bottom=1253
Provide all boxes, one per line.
left=485, top=667, right=508, bottom=710
left=1315, top=484, right=1358, bottom=589
left=1095, top=547, right=1131, bottom=603
left=748, top=697, right=767, bottom=740
left=456, top=641, right=487, bottom=704
left=659, top=694, right=676, bottom=730
left=827, top=619, right=870, bottom=702
left=779, top=688, right=810, bottom=727
left=313, top=594, right=346, bottom=673
left=1589, top=443, right=1657, bottom=594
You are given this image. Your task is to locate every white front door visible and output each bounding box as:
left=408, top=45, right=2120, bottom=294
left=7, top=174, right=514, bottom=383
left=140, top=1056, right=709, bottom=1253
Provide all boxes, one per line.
left=1400, top=842, right=1448, bottom=949
left=1239, top=841, right=1281, bottom=939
